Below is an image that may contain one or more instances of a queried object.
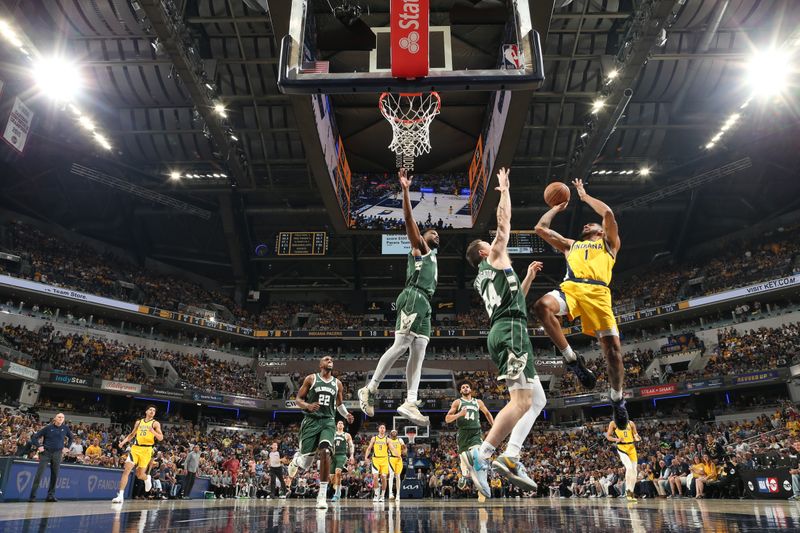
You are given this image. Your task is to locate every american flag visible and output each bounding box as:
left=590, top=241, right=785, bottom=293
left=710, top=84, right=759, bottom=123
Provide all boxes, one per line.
left=300, top=61, right=330, bottom=74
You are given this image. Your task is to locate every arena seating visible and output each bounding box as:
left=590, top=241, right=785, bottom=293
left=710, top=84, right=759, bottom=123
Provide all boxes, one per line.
left=2, top=402, right=797, bottom=500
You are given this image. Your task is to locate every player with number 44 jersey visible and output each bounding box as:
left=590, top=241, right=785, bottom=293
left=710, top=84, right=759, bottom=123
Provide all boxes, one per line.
left=464, top=167, right=549, bottom=498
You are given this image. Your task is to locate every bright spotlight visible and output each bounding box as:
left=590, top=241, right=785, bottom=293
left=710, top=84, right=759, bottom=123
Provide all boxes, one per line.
left=78, top=116, right=95, bottom=131
left=591, top=99, right=605, bottom=114
left=746, top=48, right=792, bottom=97
left=32, top=56, right=83, bottom=102
left=213, top=103, right=227, bottom=117
left=638, top=166, right=651, bottom=177
left=705, top=142, right=715, bottom=149
left=170, top=171, right=181, bottom=180
left=93, top=132, right=112, bottom=150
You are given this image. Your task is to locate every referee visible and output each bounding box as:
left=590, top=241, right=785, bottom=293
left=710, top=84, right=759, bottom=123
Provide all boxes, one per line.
left=28, top=412, right=73, bottom=502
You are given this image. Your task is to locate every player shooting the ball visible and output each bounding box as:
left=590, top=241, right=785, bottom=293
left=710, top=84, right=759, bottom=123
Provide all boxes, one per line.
left=533, top=178, right=628, bottom=428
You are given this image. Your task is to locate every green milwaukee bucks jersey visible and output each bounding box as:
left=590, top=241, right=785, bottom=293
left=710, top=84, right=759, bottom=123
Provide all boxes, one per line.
left=473, top=259, right=528, bottom=324
left=334, top=431, right=348, bottom=456
left=405, top=249, right=438, bottom=299
left=456, top=398, right=481, bottom=432
left=305, top=373, right=338, bottom=420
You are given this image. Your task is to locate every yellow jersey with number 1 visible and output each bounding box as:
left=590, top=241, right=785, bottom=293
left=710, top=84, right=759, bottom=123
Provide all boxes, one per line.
left=565, top=238, right=615, bottom=285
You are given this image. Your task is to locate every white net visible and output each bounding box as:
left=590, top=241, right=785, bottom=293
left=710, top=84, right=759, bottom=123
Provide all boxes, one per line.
left=379, top=92, right=441, bottom=170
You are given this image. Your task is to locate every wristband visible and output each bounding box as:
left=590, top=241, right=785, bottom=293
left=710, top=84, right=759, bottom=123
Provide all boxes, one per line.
left=337, top=403, right=350, bottom=418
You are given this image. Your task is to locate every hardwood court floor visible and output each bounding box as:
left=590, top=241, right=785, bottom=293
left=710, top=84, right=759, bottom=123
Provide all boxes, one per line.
left=0, top=497, right=798, bottom=532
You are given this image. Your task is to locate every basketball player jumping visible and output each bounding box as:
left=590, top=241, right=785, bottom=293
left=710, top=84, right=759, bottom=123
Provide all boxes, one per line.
left=364, top=424, right=391, bottom=502
left=287, top=355, right=354, bottom=510
left=464, top=167, right=547, bottom=497
left=445, top=380, right=494, bottom=498
left=358, top=168, right=439, bottom=427
left=606, top=418, right=641, bottom=502
left=112, top=405, right=163, bottom=504
left=533, top=178, right=628, bottom=427
left=330, top=420, right=354, bottom=503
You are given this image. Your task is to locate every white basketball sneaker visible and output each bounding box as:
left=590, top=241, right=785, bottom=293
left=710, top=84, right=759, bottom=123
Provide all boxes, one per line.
left=397, top=401, right=430, bottom=426
left=144, top=475, right=152, bottom=493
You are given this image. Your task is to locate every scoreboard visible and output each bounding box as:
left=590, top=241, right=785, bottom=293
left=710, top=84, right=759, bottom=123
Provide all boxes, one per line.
left=488, top=230, right=547, bottom=254
left=275, top=232, right=328, bottom=256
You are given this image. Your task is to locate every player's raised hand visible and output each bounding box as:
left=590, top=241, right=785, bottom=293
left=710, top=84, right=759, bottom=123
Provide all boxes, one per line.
left=552, top=201, right=569, bottom=212
left=527, top=261, right=544, bottom=279
left=398, top=168, right=412, bottom=190
left=571, top=178, right=587, bottom=200
left=346, top=412, right=355, bottom=424
left=495, top=167, right=510, bottom=193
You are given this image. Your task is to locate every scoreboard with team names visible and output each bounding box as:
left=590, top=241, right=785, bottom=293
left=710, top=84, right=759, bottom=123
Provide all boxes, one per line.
left=488, top=230, right=548, bottom=254
left=275, top=232, right=328, bottom=256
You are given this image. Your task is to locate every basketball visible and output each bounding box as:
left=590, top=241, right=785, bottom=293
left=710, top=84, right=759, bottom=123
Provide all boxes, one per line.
left=544, top=182, right=570, bottom=207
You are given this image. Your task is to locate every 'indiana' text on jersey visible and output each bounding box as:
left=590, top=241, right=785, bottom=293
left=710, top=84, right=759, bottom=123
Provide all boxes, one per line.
left=405, top=249, right=438, bottom=299
left=565, top=239, right=615, bottom=286
left=474, top=260, right=528, bottom=323
left=305, top=374, right=338, bottom=419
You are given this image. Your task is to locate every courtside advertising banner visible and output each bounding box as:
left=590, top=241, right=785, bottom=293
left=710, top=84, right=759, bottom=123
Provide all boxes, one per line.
left=7, top=361, right=38, bottom=381
left=100, top=380, right=142, bottom=394
left=3, top=97, right=33, bottom=154
left=391, top=0, right=429, bottom=78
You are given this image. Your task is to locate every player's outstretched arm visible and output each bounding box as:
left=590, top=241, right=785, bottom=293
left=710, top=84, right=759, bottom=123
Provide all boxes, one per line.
left=119, top=420, right=140, bottom=448
left=534, top=203, right=573, bottom=253
left=399, top=168, right=429, bottom=255
left=336, top=378, right=355, bottom=423
left=152, top=420, right=164, bottom=441
left=572, top=178, right=620, bottom=254
left=477, top=399, right=495, bottom=426
left=488, top=167, right=512, bottom=265
left=521, top=261, right=543, bottom=297
left=364, top=436, right=375, bottom=461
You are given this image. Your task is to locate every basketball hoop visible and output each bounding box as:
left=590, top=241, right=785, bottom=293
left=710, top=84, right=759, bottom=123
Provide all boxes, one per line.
left=404, top=426, right=418, bottom=446
left=378, top=92, right=441, bottom=171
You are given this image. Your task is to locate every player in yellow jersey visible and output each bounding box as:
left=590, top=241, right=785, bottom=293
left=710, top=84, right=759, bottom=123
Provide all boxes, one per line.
left=112, top=405, right=163, bottom=504
left=606, top=419, right=641, bottom=502
left=365, top=424, right=390, bottom=502
left=387, top=429, right=407, bottom=501
left=534, top=178, right=629, bottom=427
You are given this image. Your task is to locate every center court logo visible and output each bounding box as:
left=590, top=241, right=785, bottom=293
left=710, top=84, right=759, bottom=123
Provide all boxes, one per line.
left=17, top=471, right=32, bottom=493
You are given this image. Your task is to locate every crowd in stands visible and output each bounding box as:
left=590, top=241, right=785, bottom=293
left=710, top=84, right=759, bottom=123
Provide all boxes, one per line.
left=613, top=224, right=800, bottom=311
left=0, top=323, right=262, bottom=398
left=2, top=217, right=799, bottom=335
left=702, top=323, right=799, bottom=377
left=8, top=400, right=798, bottom=501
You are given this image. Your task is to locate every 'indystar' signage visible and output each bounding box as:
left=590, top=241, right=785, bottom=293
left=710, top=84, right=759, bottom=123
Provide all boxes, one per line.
left=0, top=274, right=140, bottom=312
left=49, top=374, right=90, bottom=387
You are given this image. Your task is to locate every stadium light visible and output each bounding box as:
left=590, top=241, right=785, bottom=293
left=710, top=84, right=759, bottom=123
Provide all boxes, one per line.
left=213, top=102, right=227, bottom=117
left=93, top=132, right=111, bottom=150
left=170, top=171, right=181, bottom=180
left=78, top=116, right=95, bottom=131
left=591, top=99, right=605, bottom=114
left=32, top=56, right=83, bottom=102
left=638, top=166, right=651, bottom=177
left=746, top=48, right=792, bottom=97
left=0, top=20, right=23, bottom=48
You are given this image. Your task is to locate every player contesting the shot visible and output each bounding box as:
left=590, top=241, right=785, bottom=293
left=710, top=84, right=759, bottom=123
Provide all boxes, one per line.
left=533, top=178, right=628, bottom=426
left=464, top=167, right=547, bottom=497
left=358, top=168, right=439, bottom=427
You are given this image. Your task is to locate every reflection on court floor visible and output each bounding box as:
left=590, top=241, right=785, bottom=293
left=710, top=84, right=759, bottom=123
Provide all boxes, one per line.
left=1, top=498, right=799, bottom=532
